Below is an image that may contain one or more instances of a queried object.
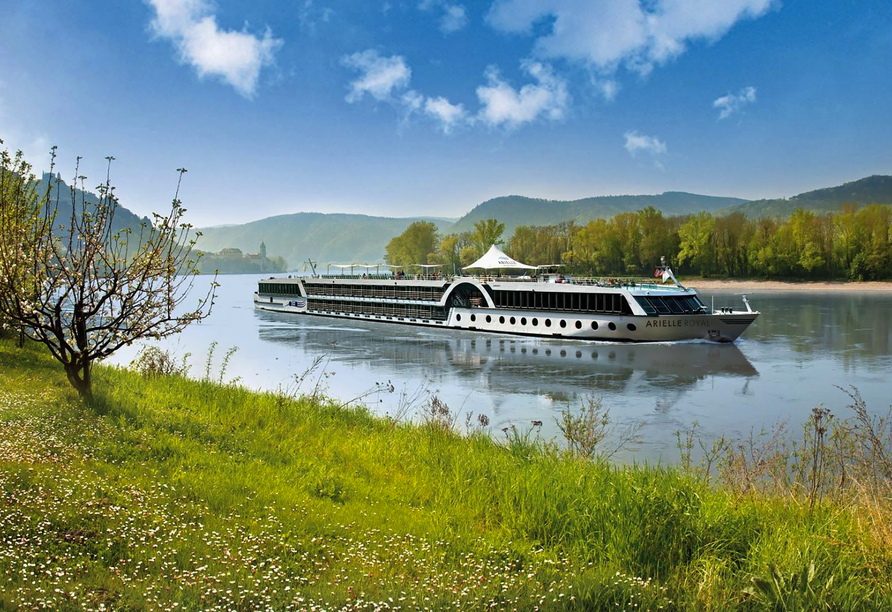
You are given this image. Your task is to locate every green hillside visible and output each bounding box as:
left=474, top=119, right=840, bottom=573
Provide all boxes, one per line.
left=448, top=192, right=748, bottom=235
left=36, top=173, right=150, bottom=236
left=726, top=175, right=892, bottom=218
left=195, top=213, right=456, bottom=267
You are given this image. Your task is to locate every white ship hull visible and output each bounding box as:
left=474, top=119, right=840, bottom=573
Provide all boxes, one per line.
left=253, top=276, right=757, bottom=343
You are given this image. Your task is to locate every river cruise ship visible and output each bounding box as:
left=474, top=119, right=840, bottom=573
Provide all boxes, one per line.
left=253, top=246, right=758, bottom=343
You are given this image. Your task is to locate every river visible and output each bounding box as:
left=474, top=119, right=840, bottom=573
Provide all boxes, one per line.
left=108, top=274, right=892, bottom=462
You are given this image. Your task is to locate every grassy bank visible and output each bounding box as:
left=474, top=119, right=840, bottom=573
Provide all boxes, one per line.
left=1, top=338, right=890, bottom=611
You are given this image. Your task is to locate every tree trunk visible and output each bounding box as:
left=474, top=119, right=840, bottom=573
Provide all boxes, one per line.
left=65, top=359, right=93, bottom=403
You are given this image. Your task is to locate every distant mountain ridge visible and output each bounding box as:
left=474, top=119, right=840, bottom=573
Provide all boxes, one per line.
left=448, top=192, right=748, bottom=236
left=39, top=171, right=892, bottom=269
left=37, top=173, right=150, bottom=236
left=723, top=175, right=892, bottom=218
left=194, top=212, right=456, bottom=267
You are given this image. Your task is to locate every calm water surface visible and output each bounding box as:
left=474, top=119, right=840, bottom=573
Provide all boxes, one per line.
left=109, top=274, right=892, bottom=461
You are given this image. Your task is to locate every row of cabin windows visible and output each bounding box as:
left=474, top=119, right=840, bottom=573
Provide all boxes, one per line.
left=306, top=298, right=448, bottom=321
left=491, top=290, right=632, bottom=315
left=634, top=295, right=706, bottom=315
left=304, top=283, right=444, bottom=301
left=258, top=282, right=301, bottom=296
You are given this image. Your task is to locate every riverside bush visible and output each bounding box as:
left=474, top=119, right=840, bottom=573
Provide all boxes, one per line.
left=0, top=337, right=890, bottom=611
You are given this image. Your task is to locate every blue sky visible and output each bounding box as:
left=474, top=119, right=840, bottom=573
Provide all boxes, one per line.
left=1, top=0, right=891, bottom=226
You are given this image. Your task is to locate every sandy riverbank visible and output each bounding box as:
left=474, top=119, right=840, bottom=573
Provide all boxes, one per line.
left=680, top=278, right=892, bottom=292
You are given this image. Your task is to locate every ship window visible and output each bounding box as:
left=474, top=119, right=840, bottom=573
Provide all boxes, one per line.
left=486, top=315, right=492, bottom=323
left=575, top=320, right=582, bottom=329
left=591, top=321, right=599, bottom=330
left=649, top=297, right=671, bottom=315
left=665, top=298, right=684, bottom=314
left=627, top=323, right=637, bottom=332
left=635, top=296, right=657, bottom=315
left=499, top=316, right=505, bottom=324
left=608, top=322, right=617, bottom=331
left=560, top=319, right=567, bottom=328
left=456, top=314, right=462, bottom=322
left=544, top=319, right=551, bottom=327
left=510, top=316, right=516, bottom=324
left=470, top=314, right=477, bottom=322
left=521, top=317, right=527, bottom=325
left=682, top=296, right=705, bottom=312
left=532, top=318, right=539, bottom=326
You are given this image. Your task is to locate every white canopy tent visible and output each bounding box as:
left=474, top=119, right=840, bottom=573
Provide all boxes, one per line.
left=462, top=245, right=536, bottom=271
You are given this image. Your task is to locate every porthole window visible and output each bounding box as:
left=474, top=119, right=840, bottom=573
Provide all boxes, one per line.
left=575, top=321, right=582, bottom=329
left=499, top=316, right=505, bottom=324
left=510, top=317, right=516, bottom=324
left=456, top=314, right=462, bottom=322
left=486, top=315, right=492, bottom=323
left=544, top=319, right=551, bottom=327
left=591, top=321, right=599, bottom=330
left=627, top=323, right=637, bottom=332
left=521, top=317, right=527, bottom=325
left=532, top=318, right=539, bottom=326
left=560, top=320, right=567, bottom=328
left=608, top=322, right=617, bottom=331
left=470, top=314, right=477, bottom=322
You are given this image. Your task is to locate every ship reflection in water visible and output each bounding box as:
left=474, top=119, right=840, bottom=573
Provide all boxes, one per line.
left=255, top=310, right=758, bottom=436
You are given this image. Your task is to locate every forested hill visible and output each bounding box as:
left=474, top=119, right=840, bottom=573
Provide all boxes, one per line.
left=725, top=175, right=892, bottom=218
left=448, top=192, right=748, bottom=236
left=194, top=213, right=456, bottom=267
left=36, top=173, right=150, bottom=236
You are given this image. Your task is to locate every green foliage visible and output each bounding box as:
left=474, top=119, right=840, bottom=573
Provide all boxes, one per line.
left=1, top=338, right=890, bottom=610
left=384, top=220, right=439, bottom=268
left=494, top=203, right=892, bottom=280
left=470, top=218, right=505, bottom=253
left=745, top=561, right=836, bottom=611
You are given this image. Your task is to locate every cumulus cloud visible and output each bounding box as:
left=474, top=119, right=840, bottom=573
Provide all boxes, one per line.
left=487, top=0, right=774, bottom=76
left=419, top=1, right=469, bottom=34
left=341, top=51, right=570, bottom=133
left=423, top=96, right=468, bottom=133
left=713, top=86, right=757, bottom=119
left=341, top=50, right=412, bottom=102
left=440, top=5, right=469, bottom=33
left=476, top=61, right=569, bottom=129
left=146, top=0, right=282, bottom=98
left=342, top=52, right=467, bottom=133
left=624, top=130, right=667, bottom=156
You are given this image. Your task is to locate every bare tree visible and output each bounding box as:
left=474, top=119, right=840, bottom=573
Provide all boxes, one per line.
left=0, top=144, right=216, bottom=401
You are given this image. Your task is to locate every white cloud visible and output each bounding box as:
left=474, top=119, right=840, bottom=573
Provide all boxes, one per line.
left=401, top=89, right=425, bottom=112
left=146, top=0, right=282, bottom=98
left=713, top=86, right=757, bottom=119
left=476, top=61, right=569, bottom=129
left=419, top=1, right=468, bottom=34
left=440, top=5, right=469, bottom=33
left=423, top=96, right=468, bottom=133
left=593, top=77, right=620, bottom=102
left=298, top=0, right=335, bottom=33
left=487, top=0, right=774, bottom=76
left=624, top=130, right=667, bottom=156
left=341, top=50, right=412, bottom=102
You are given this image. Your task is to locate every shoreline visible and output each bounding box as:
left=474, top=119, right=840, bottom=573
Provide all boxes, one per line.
left=680, top=278, right=892, bottom=292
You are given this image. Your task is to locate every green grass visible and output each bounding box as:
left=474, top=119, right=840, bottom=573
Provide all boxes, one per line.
left=0, top=338, right=890, bottom=611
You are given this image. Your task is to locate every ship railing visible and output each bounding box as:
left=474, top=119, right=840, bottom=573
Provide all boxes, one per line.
left=317, top=273, right=449, bottom=281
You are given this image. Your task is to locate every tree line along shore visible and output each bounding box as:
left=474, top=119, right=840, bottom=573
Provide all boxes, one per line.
left=1, top=337, right=890, bottom=611
left=384, top=204, right=892, bottom=282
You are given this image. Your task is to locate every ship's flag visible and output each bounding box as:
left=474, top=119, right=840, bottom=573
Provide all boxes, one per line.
left=661, top=270, right=672, bottom=283
left=653, top=268, right=662, bottom=278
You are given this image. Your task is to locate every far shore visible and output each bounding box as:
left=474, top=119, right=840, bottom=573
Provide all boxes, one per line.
left=680, top=278, right=892, bottom=292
